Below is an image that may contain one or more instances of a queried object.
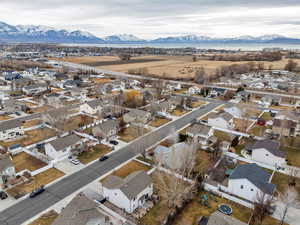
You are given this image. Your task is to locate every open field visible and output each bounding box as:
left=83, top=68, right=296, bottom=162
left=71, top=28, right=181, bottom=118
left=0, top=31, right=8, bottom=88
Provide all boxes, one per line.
left=54, top=55, right=300, bottom=79
left=12, top=152, right=47, bottom=172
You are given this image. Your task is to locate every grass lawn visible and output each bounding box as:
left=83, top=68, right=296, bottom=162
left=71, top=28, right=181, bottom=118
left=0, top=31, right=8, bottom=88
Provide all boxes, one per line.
left=191, top=101, right=206, bottom=108
left=233, top=137, right=255, bottom=155
left=7, top=168, right=65, bottom=198
left=261, top=112, right=273, bottom=121
left=0, top=114, right=11, bottom=121
left=234, top=118, right=252, bottom=132
left=149, top=118, right=171, bottom=127
left=28, top=210, right=59, bottom=225
left=78, top=144, right=111, bottom=164
left=272, top=172, right=300, bottom=198
left=63, top=115, right=94, bottom=131
left=249, top=125, right=267, bottom=136
left=171, top=108, right=189, bottom=117
left=194, top=150, right=213, bottom=174
left=22, top=119, right=42, bottom=128
left=30, top=105, right=53, bottom=113
left=118, top=126, right=150, bottom=143
left=110, top=160, right=151, bottom=178
left=280, top=137, right=300, bottom=168
left=12, top=152, right=47, bottom=172
left=213, top=130, right=234, bottom=142
left=1, top=127, right=57, bottom=148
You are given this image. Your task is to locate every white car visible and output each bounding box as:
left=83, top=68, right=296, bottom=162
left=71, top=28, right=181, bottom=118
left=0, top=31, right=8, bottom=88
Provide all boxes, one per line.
left=69, top=158, right=80, bottom=165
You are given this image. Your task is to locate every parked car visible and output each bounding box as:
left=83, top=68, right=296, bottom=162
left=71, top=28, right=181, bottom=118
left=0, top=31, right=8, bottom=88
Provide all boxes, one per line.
left=15, top=112, right=21, bottom=116
left=69, top=158, right=80, bottom=165
left=0, top=191, right=8, bottom=200
left=30, top=186, right=45, bottom=198
left=99, top=156, right=109, bottom=161
left=109, top=140, right=119, bottom=145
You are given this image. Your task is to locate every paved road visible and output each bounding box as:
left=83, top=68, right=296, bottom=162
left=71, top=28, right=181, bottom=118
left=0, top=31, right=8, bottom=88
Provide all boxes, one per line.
left=0, top=102, right=221, bottom=225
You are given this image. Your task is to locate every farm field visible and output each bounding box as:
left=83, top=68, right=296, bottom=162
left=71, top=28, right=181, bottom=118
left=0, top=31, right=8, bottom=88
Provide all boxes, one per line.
left=54, top=55, right=300, bottom=80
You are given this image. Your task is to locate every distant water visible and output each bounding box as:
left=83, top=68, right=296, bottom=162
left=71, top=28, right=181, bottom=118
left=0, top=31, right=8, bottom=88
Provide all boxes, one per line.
left=62, top=42, right=300, bottom=51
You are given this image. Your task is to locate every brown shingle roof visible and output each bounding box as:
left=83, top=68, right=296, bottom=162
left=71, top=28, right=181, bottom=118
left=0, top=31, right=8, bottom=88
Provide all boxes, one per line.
left=48, top=134, right=82, bottom=151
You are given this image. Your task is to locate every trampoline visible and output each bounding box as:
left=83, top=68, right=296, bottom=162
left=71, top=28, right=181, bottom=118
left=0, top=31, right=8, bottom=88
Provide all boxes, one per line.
left=218, top=204, right=233, bottom=215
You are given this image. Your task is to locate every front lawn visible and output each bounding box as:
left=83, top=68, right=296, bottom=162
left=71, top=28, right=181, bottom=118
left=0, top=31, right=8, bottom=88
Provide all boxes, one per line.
left=118, top=126, right=150, bottom=143
left=7, top=168, right=65, bottom=198
left=28, top=210, right=59, bottom=225
left=78, top=144, right=111, bottom=164
left=194, top=150, right=213, bottom=174
left=22, top=119, right=42, bottom=128
left=0, top=114, right=11, bottom=121
left=171, top=109, right=189, bottom=117
left=12, top=152, right=47, bottom=172
left=261, top=112, right=273, bottom=121
left=280, top=137, right=300, bottom=168
left=110, top=160, right=151, bottom=178
left=191, top=101, right=206, bottom=108
left=150, top=118, right=171, bottom=127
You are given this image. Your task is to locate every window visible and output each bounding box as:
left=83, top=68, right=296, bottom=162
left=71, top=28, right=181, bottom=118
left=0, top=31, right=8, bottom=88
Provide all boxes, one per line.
left=266, top=154, right=269, bottom=156
left=114, top=193, right=117, bottom=196
left=251, top=189, right=254, bottom=191
left=240, top=185, right=244, bottom=189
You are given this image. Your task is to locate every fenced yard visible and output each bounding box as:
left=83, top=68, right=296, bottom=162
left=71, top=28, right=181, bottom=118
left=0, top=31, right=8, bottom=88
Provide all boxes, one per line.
left=78, top=144, right=111, bottom=164
left=12, top=152, right=47, bottom=173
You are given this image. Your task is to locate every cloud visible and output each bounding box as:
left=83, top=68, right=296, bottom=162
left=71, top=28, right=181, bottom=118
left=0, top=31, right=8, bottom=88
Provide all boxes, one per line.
left=0, top=1, right=300, bottom=38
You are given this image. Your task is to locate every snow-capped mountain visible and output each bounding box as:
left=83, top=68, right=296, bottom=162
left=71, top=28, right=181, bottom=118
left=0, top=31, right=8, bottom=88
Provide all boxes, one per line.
left=0, top=21, right=104, bottom=43
left=103, top=34, right=145, bottom=43
left=0, top=21, right=300, bottom=44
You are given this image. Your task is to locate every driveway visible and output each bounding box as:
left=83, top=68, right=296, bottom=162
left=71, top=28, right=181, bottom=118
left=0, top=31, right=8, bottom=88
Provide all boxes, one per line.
left=54, top=159, right=85, bottom=175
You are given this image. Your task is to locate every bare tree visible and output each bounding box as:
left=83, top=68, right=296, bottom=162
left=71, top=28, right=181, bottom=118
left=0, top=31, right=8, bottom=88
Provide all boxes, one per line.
left=279, top=186, right=298, bottom=225
left=152, top=79, right=166, bottom=100
left=41, top=109, right=69, bottom=134
left=194, top=67, right=206, bottom=84
left=284, top=59, right=298, bottom=72
left=250, top=191, right=274, bottom=225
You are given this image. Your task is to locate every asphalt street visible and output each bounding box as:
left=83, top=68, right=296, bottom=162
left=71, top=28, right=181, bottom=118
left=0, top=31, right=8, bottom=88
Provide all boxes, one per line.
left=0, top=102, right=221, bottom=225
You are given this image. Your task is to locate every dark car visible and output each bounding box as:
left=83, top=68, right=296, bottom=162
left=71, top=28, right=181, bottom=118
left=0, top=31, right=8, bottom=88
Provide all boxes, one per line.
left=109, top=140, right=119, bottom=145
left=99, top=156, right=109, bottom=161
left=0, top=191, right=8, bottom=200
left=29, top=186, right=45, bottom=198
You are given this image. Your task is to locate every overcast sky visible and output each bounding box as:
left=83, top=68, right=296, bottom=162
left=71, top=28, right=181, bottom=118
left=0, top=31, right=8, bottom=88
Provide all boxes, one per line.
left=1, top=0, right=300, bottom=39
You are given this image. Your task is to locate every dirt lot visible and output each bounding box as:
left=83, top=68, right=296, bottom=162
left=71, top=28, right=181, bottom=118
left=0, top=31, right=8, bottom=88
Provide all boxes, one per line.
left=12, top=152, right=47, bottom=172
left=55, top=55, right=300, bottom=79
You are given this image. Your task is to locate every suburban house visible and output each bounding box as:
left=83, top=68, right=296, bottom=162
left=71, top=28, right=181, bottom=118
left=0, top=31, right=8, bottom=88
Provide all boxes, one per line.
left=166, top=82, right=181, bottom=91
left=0, top=99, right=27, bottom=114
left=0, top=154, right=16, bottom=185
left=274, top=111, right=300, bottom=136
left=154, top=142, right=193, bottom=170
left=101, top=171, right=153, bottom=213
left=224, top=104, right=243, bottom=118
left=123, top=109, right=151, bottom=124
left=52, top=193, right=112, bottom=225
left=208, top=112, right=234, bottom=129
left=45, top=134, right=83, bottom=161
left=227, top=163, right=276, bottom=202
left=245, top=140, right=286, bottom=167
left=80, top=99, right=103, bottom=115
left=0, top=120, right=24, bottom=141
left=188, top=86, right=201, bottom=95
left=149, top=100, right=175, bottom=116
left=272, top=119, right=296, bottom=137
left=92, top=119, right=119, bottom=141
left=186, top=124, right=214, bottom=148
left=201, top=211, right=247, bottom=225
left=22, top=84, right=48, bottom=96
left=210, top=87, right=227, bottom=97
left=236, top=91, right=250, bottom=101
left=260, top=95, right=281, bottom=107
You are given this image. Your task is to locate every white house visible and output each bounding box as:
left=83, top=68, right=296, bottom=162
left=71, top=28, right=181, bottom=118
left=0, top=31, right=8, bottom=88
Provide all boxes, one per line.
left=208, top=112, right=234, bottom=129
left=45, top=134, right=83, bottom=161
left=186, top=124, right=214, bottom=148
left=102, top=171, right=153, bottom=213
left=0, top=120, right=24, bottom=141
left=123, top=109, right=151, bottom=124
left=245, top=140, right=286, bottom=167
left=188, top=86, right=201, bottom=95
left=224, top=104, right=243, bottom=118
left=154, top=142, right=193, bottom=170
left=80, top=99, right=103, bottom=115
left=227, top=163, right=276, bottom=202
left=0, top=154, right=16, bottom=185
left=22, top=84, right=48, bottom=96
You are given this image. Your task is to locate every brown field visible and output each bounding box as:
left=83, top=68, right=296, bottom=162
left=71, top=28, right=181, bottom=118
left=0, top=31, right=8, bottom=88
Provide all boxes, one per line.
left=55, top=55, right=300, bottom=79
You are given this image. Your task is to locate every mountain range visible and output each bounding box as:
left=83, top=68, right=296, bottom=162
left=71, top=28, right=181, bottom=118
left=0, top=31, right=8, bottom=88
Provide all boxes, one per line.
left=1, top=21, right=300, bottom=44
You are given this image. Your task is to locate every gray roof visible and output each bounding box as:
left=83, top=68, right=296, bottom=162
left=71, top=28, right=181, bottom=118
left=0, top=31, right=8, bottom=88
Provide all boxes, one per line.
left=126, top=109, right=150, bottom=118
left=0, top=154, right=14, bottom=172
left=209, top=112, right=233, bottom=122
left=52, top=193, right=109, bottom=225
left=93, top=120, right=119, bottom=135
left=186, top=124, right=212, bottom=136
left=0, top=120, right=22, bottom=132
left=48, top=134, right=82, bottom=151
left=103, top=171, right=152, bottom=200
left=207, top=211, right=247, bottom=225
left=86, top=99, right=102, bottom=109
left=273, top=119, right=296, bottom=129
left=229, top=163, right=276, bottom=195
left=247, top=140, right=286, bottom=158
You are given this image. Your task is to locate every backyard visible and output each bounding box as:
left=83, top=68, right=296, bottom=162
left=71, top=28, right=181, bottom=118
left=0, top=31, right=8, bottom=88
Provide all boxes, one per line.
left=280, top=136, right=300, bottom=168
left=63, top=115, right=94, bottom=131
left=271, top=172, right=300, bottom=198
left=118, top=126, right=150, bottom=143
left=78, top=144, right=111, bottom=164
left=12, top=152, right=47, bottom=172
